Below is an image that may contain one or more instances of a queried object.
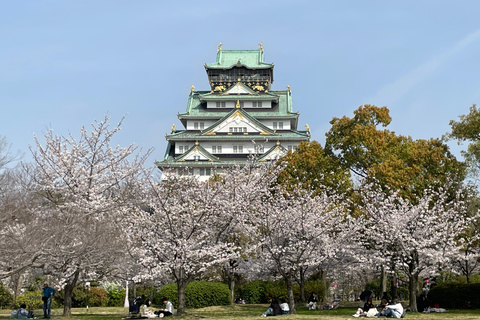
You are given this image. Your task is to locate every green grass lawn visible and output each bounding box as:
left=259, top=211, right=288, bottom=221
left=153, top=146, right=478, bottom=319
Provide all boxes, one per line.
left=1, top=305, right=480, bottom=320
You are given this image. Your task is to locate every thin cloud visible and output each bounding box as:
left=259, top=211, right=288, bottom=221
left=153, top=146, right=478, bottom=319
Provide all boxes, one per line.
left=370, top=29, right=480, bottom=105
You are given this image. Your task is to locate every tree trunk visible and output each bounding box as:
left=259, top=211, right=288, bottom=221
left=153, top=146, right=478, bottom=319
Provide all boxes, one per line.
left=63, top=270, right=80, bottom=316
left=380, top=266, right=387, bottom=298
left=226, top=260, right=237, bottom=305
left=299, top=267, right=306, bottom=303
left=176, top=268, right=190, bottom=316
left=390, top=275, right=397, bottom=300
left=229, top=275, right=235, bottom=305
left=12, top=273, right=24, bottom=299
left=286, top=273, right=296, bottom=314
left=408, top=254, right=419, bottom=312
left=465, top=258, right=471, bottom=284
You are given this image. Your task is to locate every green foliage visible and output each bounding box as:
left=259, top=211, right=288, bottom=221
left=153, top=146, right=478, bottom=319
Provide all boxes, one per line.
left=428, top=283, right=480, bottom=309
left=237, top=279, right=325, bottom=304
left=304, top=280, right=326, bottom=302
left=135, top=284, right=157, bottom=302
left=436, top=271, right=480, bottom=285
left=100, top=282, right=126, bottom=307
left=14, top=290, right=43, bottom=310
left=326, top=104, right=466, bottom=203
left=238, top=280, right=267, bottom=304
left=155, top=283, right=177, bottom=306
left=54, top=286, right=108, bottom=308
left=156, top=281, right=230, bottom=308
left=185, top=281, right=230, bottom=308
left=449, top=104, right=480, bottom=176
left=264, top=281, right=288, bottom=302
left=276, top=140, right=352, bottom=196
left=0, top=284, right=13, bottom=309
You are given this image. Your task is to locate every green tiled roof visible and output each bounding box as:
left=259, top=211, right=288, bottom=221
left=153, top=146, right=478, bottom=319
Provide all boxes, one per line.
left=165, top=130, right=309, bottom=141
left=181, top=90, right=294, bottom=117
left=205, top=49, right=273, bottom=69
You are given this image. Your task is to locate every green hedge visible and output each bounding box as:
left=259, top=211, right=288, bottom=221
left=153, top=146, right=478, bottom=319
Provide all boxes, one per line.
left=238, top=280, right=325, bottom=304
left=428, top=283, right=480, bottom=309
left=54, top=286, right=108, bottom=307
left=241, top=280, right=267, bottom=304
left=156, top=281, right=230, bottom=308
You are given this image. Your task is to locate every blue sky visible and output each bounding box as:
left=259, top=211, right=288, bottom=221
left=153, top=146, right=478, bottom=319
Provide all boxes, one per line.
left=1, top=0, right=480, bottom=167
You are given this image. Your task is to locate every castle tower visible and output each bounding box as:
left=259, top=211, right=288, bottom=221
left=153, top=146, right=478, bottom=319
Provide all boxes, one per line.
left=156, top=45, right=310, bottom=180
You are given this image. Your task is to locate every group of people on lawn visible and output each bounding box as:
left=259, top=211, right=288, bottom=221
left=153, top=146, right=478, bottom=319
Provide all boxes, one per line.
left=10, top=282, right=55, bottom=319
left=352, top=293, right=404, bottom=318
left=10, top=282, right=174, bottom=319
left=140, top=298, right=174, bottom=318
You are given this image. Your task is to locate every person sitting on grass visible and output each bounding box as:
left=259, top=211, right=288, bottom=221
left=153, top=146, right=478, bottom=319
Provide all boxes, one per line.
left=141, top=300, right=157, bottom=318
left=352, top=297, right=374, bottom=317
left=306, top=292, right=318, bottom=310
left=154, top=298, right=174, bottom=317
left=261, top=297, right=282, bottom=317
left=279, top=299, right=289, bottom=314
left=10, top=304, right=30, bottom=319
left=383, top=299, right=404, bottom=318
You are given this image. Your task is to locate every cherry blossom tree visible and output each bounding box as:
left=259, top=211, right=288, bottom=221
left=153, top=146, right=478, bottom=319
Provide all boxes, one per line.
left=30, top=116, right=149, bottom=316
left=125, top=161, right=280, bottom=315
left=0, top=164, right=44, bottom=283
left=243, top=185, right=345, bottom=314
left=349, top=185, right=473, bottom=312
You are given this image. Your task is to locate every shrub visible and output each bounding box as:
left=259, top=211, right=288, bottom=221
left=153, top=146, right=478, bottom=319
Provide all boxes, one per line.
left=14, top=291, right=42, bottom=310
left=0, top=284, right=13, bottom=309
left=240, top=280, right=267, bottom=304
left=428, top=283, right=480, bottom=309
left=135, top=284, right=157, bottom=303
left=185, top=281, right=230, bottom=308
left=304, top=280, right=326, bottom=302
left=54, top=286, right=108, bottom=308
left=101, top=282, right=126, bottom=307
left=155, top=283, right=177, bottom=306
left=156, top=281, right=230, bottom=308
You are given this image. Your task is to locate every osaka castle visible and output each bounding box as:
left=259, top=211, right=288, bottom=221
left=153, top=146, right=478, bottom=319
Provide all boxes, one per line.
left=156, top=44, right=310, bottom=180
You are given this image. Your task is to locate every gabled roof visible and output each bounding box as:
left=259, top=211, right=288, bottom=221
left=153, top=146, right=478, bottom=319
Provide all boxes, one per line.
left=205, top=49, right=273, bottom=70
left=258, top=143, right=288, bottom=161
left=201, top=108, right=276, bottom=136
left=225, top=82, right=255, bottom=95
left=174, top=144, right=220, bottom=162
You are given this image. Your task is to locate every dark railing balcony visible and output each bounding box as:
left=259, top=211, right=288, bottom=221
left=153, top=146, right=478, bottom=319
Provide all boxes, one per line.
left=208, top=75, right=271, bottom=83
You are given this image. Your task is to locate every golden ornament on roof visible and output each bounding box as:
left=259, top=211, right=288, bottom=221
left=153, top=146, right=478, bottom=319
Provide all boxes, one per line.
left=171, top=124, right=176, bottom=133
left=218, top=42, right=222, bottom=51
left=190, top=85, right=195, bottom=94
left=259, top=42, right=263, bottom=51
left=286, top=85, right=291, bottom=92
left=305, top=124, right=310, bottom=132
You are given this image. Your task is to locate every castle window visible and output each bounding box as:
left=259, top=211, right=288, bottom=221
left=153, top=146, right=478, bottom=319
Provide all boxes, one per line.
left=200, top=168, right=211, bottom=176
left=212, top=146, right=222, bottom=153
left=233, top=146, right=243, bottom=153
